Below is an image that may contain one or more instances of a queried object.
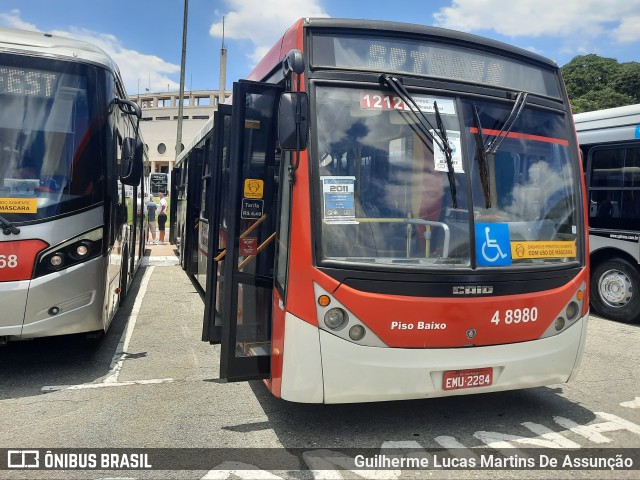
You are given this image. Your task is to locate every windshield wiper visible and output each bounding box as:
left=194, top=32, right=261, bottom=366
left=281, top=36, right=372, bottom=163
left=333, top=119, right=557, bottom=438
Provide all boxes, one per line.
left=471, top=92, right=528, bottom=209
left=485, top=91, right=528, bottom=154
left=472, top=104, right=492, bottom=208
left=0, top=215, right=20, bottom=235
left=380, top=74, right=458, bottom=208
left=433, top=100, right=458, bottom=209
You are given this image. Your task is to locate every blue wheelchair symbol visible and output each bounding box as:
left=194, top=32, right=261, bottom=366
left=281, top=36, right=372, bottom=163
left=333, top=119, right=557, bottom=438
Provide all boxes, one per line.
left=475, top=223, right=512, bottom=266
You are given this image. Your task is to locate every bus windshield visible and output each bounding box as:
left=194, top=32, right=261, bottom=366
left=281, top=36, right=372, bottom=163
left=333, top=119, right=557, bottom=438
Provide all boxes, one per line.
left=0, top=55, right=106, bottom=222
left=314, top=85, right=580, bottom=269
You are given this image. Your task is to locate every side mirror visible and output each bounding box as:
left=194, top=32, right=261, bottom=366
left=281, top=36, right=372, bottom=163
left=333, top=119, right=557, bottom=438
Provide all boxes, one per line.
left=121, top=137, right=143, bottom=186
left=278, top=92, right=308, bottom=151
left=115, top=98, right=142, bottom=119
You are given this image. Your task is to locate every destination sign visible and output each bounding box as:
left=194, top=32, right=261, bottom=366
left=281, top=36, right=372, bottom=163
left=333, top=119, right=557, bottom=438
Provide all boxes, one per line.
left=0, top=67, right=57, bottom=97
left=312, top=34, right=560, bottom=98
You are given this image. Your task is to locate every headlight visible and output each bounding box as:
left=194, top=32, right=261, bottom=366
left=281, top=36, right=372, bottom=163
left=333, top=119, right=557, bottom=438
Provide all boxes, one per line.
left=324, top=308, right=348, bottom=330
left=349, top=325, right=366, bottom=341
left=35, top=228, right=103, bottom=277
left=565, top=301, right=579, bottom=321
left=49, top=253, right=64, bottom=267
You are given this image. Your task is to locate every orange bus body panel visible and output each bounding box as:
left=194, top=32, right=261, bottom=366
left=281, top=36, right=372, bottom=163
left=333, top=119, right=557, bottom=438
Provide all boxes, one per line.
left=327, top=271, right=587, bottom=348
left=247, top=19, right=304, bottom=82
left=259, top=19, right=305, bottom=398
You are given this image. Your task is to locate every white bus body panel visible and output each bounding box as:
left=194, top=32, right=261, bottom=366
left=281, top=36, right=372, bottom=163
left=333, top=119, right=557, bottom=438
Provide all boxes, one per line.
left=590, top=229, right=640, bottom=261
left=20, top=257, right=106, bottom=338
left=281, top=312, right=324, bottom=403
left=574, top=104, right=640, bottom=144
left=0, top=207, right=108, bottom=339
left=0, top=281, right=30, bottom=336
left=281, top=312, right=588, bottom=404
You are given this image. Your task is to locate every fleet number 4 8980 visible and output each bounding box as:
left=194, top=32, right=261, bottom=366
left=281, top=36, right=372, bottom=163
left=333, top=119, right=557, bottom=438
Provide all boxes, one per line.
left=491, top=307, right=538, bottom=325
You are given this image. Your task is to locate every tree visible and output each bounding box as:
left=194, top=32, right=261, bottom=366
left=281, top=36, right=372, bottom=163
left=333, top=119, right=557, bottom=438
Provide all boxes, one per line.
left=561, top=54, right=639, bottom=113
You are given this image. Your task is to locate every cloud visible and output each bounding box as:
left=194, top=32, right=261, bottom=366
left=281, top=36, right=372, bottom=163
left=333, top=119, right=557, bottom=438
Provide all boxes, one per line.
left=210, top=0, right=329, bottom=63
left=0, top=9, right=40, bottom=31
left=0, top=10, right=179, bottom=94
left=433, top=0, right=640, bottom=40
left=613, top=15, right=640, bottom=43
left=50, top=27, right=180, bottom=94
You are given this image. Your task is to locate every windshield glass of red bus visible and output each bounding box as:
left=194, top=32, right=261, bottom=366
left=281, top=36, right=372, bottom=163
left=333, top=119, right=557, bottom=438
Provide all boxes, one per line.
left=314, top=86, right=581, bottom=269
left=0, top=56, right=106, bottom=222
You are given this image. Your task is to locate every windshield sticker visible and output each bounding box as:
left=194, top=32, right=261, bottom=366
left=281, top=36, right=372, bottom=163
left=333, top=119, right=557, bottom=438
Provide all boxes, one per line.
left=511, top=241, right=576, bottom=259
left=475, top=223, right=512, bottom=267
left=360, top=92, right=456, bottom=115
left=321, top=176, right=357, bottom=224
left=3, top=179, right=39, bottom=195
left=432, top=130, right=464, bottom=173
left=0, top=198, right=37, bottom=213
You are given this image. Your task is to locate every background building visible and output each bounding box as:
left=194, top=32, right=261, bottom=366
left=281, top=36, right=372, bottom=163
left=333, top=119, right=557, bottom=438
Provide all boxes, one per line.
left=132, top=89, right=230, bottom=194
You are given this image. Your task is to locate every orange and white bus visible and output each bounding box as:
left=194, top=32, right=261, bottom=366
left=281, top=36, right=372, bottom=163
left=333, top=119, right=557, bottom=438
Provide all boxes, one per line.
left=192, top=18, right=589, bottom=403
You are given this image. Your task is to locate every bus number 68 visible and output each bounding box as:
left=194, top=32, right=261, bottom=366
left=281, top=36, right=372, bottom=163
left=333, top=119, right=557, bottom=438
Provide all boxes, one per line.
left=0, top=254, right=18, bottom=269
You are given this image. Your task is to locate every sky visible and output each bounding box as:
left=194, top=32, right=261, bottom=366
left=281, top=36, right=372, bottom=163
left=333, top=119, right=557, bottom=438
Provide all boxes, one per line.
left=1, top=0, right=639, bottom=96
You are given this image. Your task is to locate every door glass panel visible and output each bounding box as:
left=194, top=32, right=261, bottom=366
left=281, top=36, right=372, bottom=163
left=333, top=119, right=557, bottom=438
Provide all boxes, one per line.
left=203, top=106, right=231, bottom=344
left=235, top=284, right=272, bottom=357
left=232, top=90, right=279, bottom=358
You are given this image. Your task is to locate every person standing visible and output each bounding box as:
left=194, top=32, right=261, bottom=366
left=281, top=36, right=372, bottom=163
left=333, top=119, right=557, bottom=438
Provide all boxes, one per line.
left=157, top=192, right=168, bottom=244
left=147, top=195, right=157, bottom=244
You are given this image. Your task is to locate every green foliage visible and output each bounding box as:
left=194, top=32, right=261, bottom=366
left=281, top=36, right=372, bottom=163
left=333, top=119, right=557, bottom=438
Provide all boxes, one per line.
left=561, top=54, right=639, bottom=113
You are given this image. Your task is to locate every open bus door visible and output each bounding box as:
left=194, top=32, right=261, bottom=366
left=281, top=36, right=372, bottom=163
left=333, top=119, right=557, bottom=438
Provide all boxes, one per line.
left=202, top=104, right=231, bottom=344
left=205, top=81, right=282, bottom=382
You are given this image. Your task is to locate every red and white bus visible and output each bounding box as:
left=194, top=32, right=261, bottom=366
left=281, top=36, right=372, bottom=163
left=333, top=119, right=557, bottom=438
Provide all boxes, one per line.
left=187, top=18, right=589, bottom=403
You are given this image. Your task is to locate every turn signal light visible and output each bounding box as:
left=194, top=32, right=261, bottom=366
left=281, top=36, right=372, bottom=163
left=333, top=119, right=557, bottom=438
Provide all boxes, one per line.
left=318, top=295, right=331, bottom=307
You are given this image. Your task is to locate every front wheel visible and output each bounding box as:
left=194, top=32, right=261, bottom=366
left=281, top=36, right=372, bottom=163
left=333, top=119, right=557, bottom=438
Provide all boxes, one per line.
left=590, top=258, right=640, bottom=323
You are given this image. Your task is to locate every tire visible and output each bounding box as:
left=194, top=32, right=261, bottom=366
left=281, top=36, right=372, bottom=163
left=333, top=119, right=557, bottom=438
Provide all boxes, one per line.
left=590, top=258, right=640, bottom=323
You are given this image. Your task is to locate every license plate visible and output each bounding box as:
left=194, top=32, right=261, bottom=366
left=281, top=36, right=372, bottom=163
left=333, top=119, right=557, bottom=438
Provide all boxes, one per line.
left=443, top=367, right=493, bottom=391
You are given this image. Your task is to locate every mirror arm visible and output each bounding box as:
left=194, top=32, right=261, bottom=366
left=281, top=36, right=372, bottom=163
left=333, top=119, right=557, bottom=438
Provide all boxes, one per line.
left=288, top=72, right=303, bottom=185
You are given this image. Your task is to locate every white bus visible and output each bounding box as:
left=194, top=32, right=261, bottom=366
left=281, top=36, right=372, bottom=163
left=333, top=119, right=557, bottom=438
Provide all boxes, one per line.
left=0, top=27, right=147, bottom=343
left=575, top=104, right=640, bottom=323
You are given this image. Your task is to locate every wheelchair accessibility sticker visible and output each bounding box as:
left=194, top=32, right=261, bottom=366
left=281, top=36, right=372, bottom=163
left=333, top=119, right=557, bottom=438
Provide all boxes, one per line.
left=475, top=223, right=512, bottom=266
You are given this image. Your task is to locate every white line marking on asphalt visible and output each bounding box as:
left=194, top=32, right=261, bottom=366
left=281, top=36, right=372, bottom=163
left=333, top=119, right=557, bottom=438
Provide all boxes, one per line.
left=104, top=266, right=155, bottom=384
left=41, top=378, right=174, bottom=392
left=142, top=256, right=179, bottom=266
left=621, top=397, right=640, bottom=409
left=41, top=266, right=174, bottom=392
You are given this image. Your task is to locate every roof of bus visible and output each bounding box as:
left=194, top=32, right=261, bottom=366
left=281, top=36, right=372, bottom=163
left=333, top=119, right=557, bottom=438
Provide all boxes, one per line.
left=0, top=26, right=119, bottom=74
left=246, top=17, right=558, bottom=82
left=574, top=104, right=640, bottom=145
left=175, top=115, right=215, bottom=166
left=574, top=103, right=640, bottom=128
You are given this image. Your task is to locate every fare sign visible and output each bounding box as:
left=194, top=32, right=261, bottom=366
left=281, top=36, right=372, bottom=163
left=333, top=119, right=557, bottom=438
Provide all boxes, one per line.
left=241, top=198, right=263, bottom=219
